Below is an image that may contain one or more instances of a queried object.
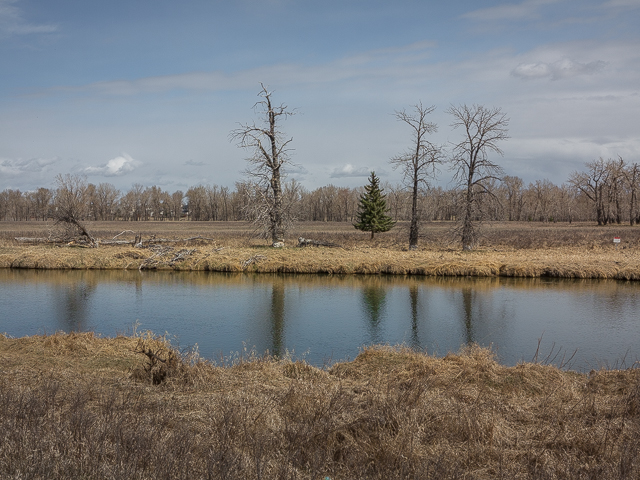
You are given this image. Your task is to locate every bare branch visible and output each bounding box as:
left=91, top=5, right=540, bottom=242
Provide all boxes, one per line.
left=447, top=104, right=509, bottom=250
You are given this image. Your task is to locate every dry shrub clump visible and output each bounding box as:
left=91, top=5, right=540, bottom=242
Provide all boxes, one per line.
left=1, top=333, right=640, bottom=479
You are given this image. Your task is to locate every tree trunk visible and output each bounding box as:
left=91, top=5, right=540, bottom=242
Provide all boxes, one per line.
left=409, top=174, right=419, bottom=248
left=462, top=188, right=474, bottom=250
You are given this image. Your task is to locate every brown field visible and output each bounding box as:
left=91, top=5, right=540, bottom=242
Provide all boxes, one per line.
left=1, top=332, right=638, bottom=479
left=1, top=220, right=640, bottom=279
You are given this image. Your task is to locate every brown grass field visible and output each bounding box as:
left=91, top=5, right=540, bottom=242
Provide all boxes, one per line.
left=1, top=332, right=639, bottom=479
left=1, top=220, right=640, bottom=280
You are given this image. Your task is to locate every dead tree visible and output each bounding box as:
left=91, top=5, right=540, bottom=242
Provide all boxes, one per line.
left=52, top=174, right=97, bottom=247
left=447, top=104, right=509, bottom=250
left=391, top=102, right=443, bottom=249
left=230, top=84, right=296, bottom=245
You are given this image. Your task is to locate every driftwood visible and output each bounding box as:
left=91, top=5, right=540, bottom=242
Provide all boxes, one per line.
left=241, top=254, right=267, bottom=269
left=297, top=237, right=342, bottom=248
left=139, top=246, right=198, bottom=270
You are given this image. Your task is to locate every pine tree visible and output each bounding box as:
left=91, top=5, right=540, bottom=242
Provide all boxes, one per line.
left=354, top=171, right=395, bottom=239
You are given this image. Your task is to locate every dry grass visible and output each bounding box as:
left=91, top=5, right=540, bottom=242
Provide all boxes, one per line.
left=1, top=221, right=640, bottom=280
left=1, top=332, right=639, bottom=479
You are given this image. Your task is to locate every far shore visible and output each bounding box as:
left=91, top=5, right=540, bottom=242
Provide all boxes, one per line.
left=1, top=220, right=639, bottom=280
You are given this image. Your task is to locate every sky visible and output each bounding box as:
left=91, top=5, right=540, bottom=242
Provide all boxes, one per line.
left=1, top=0, right=639, bottom=193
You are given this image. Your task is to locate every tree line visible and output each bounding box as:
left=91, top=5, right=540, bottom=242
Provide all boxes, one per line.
left=0, top=157, right=637, bottom=226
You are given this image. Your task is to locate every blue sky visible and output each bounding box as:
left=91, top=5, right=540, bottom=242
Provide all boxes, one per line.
left=1, top=0, right=639, bottom=192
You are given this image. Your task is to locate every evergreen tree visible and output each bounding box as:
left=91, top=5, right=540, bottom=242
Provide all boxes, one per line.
left=354, top=172, right=395, bottom=239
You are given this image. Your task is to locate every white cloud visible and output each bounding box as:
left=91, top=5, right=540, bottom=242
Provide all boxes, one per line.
left=330, top=164, right=371, bottom=178
left=512, top=58, right=607, bottom=80
left=0, top=0, right=57, bottom=36
left=84, top=153, right=141, bottom=177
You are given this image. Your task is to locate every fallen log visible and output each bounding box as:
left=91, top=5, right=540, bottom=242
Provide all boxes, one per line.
left=297, top=237, right=342, bottom=248
left=14, top=237, right=52, bottom=244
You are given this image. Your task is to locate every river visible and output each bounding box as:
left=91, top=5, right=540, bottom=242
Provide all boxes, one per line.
left=1, top=269, right=639, bottom=371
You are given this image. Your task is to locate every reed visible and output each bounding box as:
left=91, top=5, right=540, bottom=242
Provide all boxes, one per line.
left=1, top=332, right=639, bottom=479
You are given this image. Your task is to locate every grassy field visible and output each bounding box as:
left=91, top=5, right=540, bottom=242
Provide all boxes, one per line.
left=1, top=220, right=640, bottom=279
left=1, top=332, right=638, bottom=479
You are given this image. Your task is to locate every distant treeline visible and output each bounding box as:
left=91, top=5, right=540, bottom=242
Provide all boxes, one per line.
left=0, top=157, right=638, bottom=225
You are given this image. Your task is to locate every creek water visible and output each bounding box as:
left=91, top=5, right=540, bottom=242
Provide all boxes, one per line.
left=1, top=269, right=639, bottom=371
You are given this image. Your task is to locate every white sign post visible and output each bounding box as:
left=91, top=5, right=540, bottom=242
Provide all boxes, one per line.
left=614, top=237, right=621, bottom=248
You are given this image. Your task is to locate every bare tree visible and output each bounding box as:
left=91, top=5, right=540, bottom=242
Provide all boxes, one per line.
left=52, top=174, right=96, bottom=246
left=230, top=84, right=295, bottom=245
left=391, top=102, right=443, bottom=249
left=568, top=158, right=610, bottom=225
left=447, top=104, right=509, bottom=250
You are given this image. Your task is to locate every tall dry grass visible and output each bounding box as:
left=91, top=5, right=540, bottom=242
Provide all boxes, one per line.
left=1, top=332, right=639, bottom=479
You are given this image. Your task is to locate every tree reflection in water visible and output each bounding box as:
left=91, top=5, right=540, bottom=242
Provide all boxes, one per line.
left=52, top=274, right=97, bottom=332
left=269, top=280, right=285, bottom=357
left=361, top=284, right=387, bottom=345
left=409, top=284, right=420, bottom=349
left=461, top=287, right=474, bottom=345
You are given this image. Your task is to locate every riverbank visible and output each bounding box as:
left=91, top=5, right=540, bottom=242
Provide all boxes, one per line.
left=1, top=332, right=638, bottom=479
left=1, top=242, right=640, bottom=280
left=2, top=220, right=640, bottom=279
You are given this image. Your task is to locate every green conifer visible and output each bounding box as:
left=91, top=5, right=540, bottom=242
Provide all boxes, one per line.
left=354, top=171, right=395, bottom=239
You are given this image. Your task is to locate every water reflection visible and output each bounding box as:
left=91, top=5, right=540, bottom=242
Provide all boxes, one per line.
left=460, top=287, right=474, bottom=345
left=361, top=282, right=387, bottom=344
left=1, top=269, right=639, bottom=370
left=52, top=277, right=97, bottom=332
left=409, top=285, right=419, bottom=349
left=269, top=280, right=285, bottom=357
